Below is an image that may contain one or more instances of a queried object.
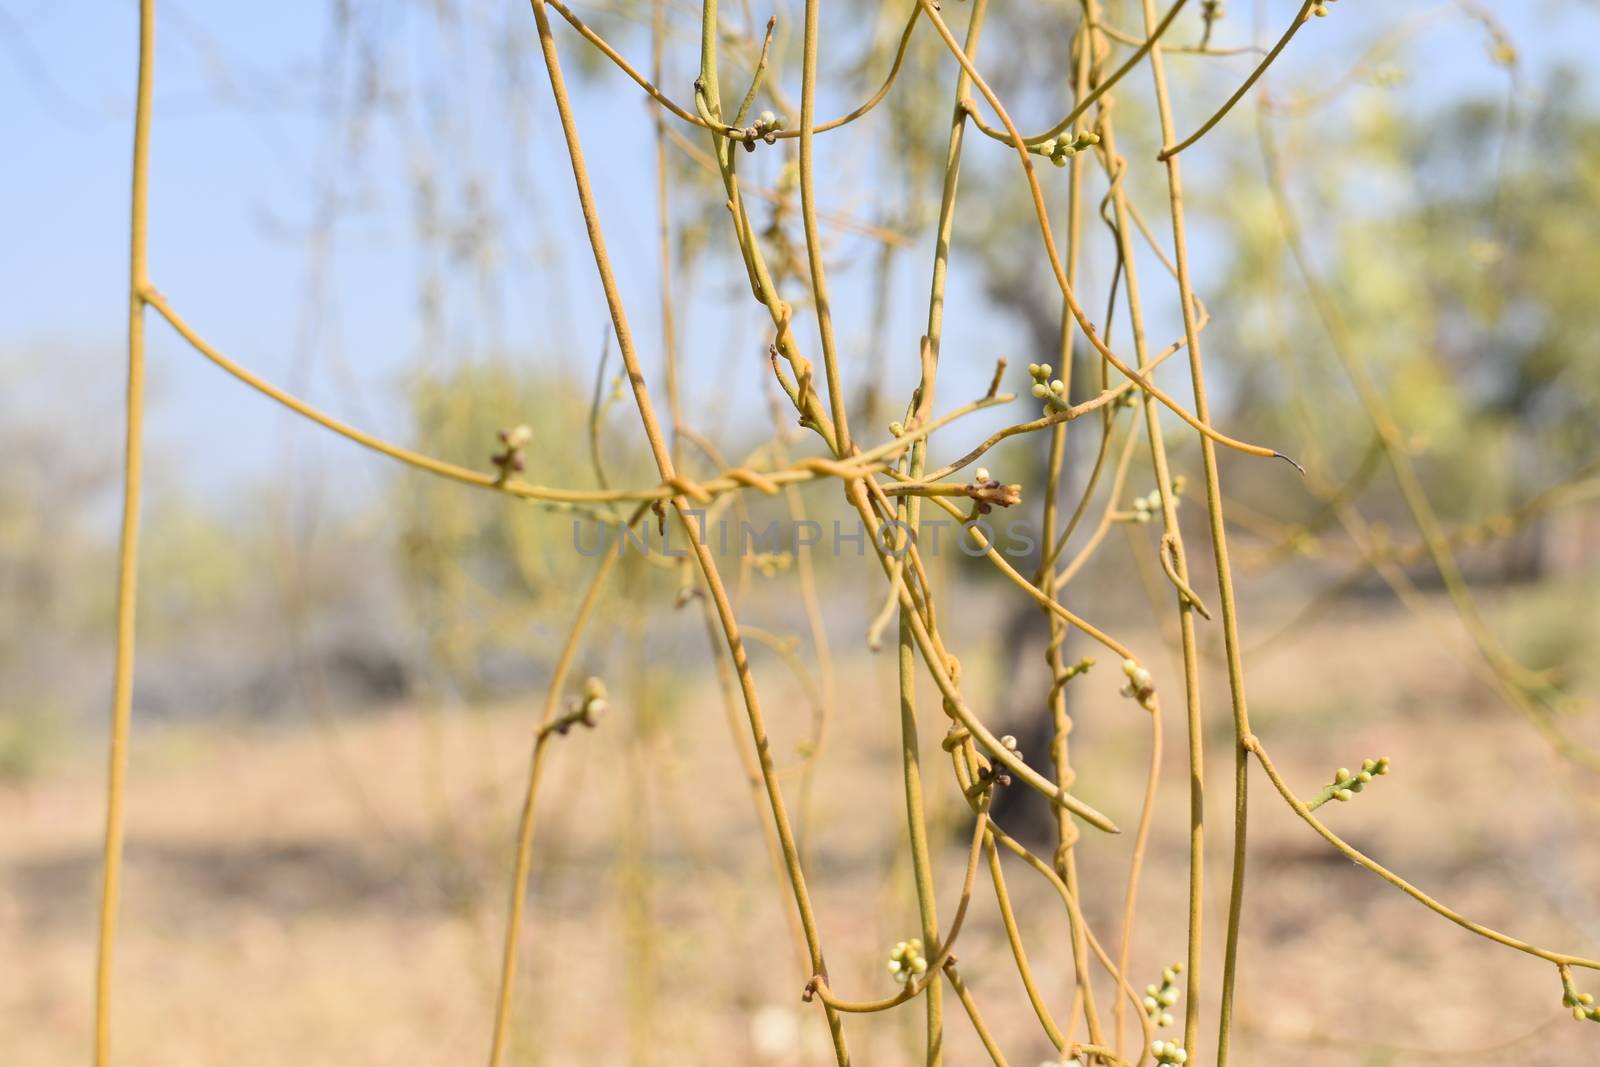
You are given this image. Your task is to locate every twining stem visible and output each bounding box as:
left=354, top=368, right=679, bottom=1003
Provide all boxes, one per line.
left=798, top=0, right=852, bottom=453
left=1136, top=0, right=1262, bottom=1058
left=964, top=0, right=1190, bottom=148
left=1158, top=0, right=1317, bottom=159
left=1245, top=735, right=1600, bottom=972
left=96, top=2, right=154, bottom=1064
left=944, top=963, right=1011, bottom=1067
left=1096, top=102, right=1210, bottom=1060
left=897, top=0, right=994, bottom=1052
left=1040, top=7, right=1106, bottom=1050
left=545, top=0, right=927, bottom=143
left=142, top=288, right=909, bottom=507
left=487, top=529, right=634, bottom=1067
left=524, top=0, right=854, bottom=1060
left=653, top=0, right=680, bottom=469
left=913, top=0, right=1295, bottom=468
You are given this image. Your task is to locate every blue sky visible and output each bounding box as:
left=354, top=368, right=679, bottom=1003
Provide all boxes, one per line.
left=4, top=0, right=1596, bottom=506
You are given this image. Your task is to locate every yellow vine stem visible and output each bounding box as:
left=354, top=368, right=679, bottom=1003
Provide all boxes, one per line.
left=684, top=544, right=811, bottom=972
left=652, top=0, right=680, bottom=472
left=775, top=451, right=839, bottom=852
left=1037, top=14, right=1105, bottom=1047
left=913, top=0, right=1299, bottom=471
left=1054, top=408, right=1146, bottom=592
left=486, top=520, right=637, bottom=1067
left=1158, top=0, right=1317, bottom=160
left=661, top=118, right=913, bottom=245
left=140, top=288, right=909, bottom=507
left=545, top=0, right=926, bottom=143
left=96, top=2, right=155, bottom=1064
left=523, top=0, right=853, bottom=1059
left=960, top=745, right=1158, bottom=1056
left=918, top=342, right=1183, bottom=483
left=796, top=0, right=851, bottom=453
left=1244, top=734, right=1600, bottom=972
left=946, top=742, right=1071, bottom=1052
left=845, top=487, right=1122, bottom=832
left=920, top=494, right=1141, bottom=664
left=1106, top=211, right=1205, bottom=1052
left=942, top=962, right=1011, bottom=1067
left=1088, top=59, right=1207, bottom=1061
left=896, top=0, right=990, bottom=1051
left=963, top=0, right=1190, bottom=148
left=1136, top=0, right=1267, bottom=1056
left=805, top=791, right=992, bottom=1014
left=951, top=736, right=1160, bottom=1058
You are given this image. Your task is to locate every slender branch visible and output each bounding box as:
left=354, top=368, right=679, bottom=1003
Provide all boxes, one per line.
left=96, top=3, right=155, bottom=1064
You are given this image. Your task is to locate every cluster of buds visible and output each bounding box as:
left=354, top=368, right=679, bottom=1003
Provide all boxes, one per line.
left=887, top=938, right=929, bottom=985
left=969, top=734, right=1020, bottom=797
left=1151, top=1039, right=1188, bottom=1064
left=741, top=109, right=787, bottom=150
left=491, top=424, right=533, bottom=481
left=544, top=677, right=608, bottom=738
left=1320, top=756, right=1390, bottom=805
left=1564, top=982, right=1599, bottom=1023
left=1027, top=362, right=1069, bottom=413
left=1309, top=0, right=1337, bottom=17
left=1120, top=658, right=1155, bottom=708
left=1143, top=962, right=1183, bottom=1028
left=967, top=467, right=1022, bottom=514
left=1033, top=130, right=1100, bottom=168
left=1130, top=476, right=1186, bottom=524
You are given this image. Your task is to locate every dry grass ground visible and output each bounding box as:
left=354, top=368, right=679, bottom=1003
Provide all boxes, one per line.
left=4, top=586, right=1598, bottom=1065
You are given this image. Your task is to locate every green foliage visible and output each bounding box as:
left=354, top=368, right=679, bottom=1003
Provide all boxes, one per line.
left=1216, top=78, right=1600, bottom=516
